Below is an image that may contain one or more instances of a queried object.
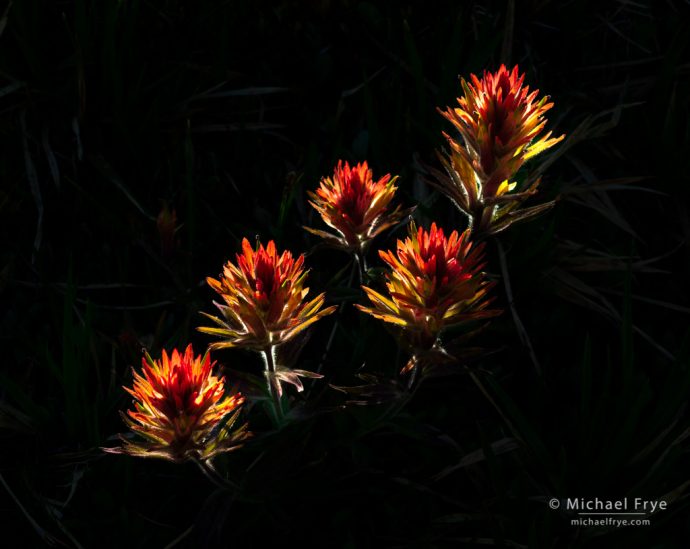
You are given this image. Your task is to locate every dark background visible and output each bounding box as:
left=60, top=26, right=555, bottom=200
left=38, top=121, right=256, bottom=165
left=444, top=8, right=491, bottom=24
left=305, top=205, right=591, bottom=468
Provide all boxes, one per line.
left=1, top=1, right=689, bottom=547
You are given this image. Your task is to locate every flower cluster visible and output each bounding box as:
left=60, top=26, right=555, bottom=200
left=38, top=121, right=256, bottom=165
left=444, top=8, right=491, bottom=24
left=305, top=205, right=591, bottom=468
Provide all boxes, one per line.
left=432, top=64, right=564, bottom=235
left=105, top=345, right=249, bottom=462
left=108, top=63, right=564, bottom=466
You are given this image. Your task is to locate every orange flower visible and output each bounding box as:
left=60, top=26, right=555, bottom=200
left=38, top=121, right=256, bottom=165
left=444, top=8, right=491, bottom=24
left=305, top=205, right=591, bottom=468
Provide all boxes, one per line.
left=156, top=202, right=178, bottom=257
left=432, top=65, right=564, bottom=235
left=306, top=160, right=407, bottom=253
left=356, top=222, right=499, bottom=352
left=104, top=345, right=249, bottom=462
left=199, top=238, right=336, bottom=351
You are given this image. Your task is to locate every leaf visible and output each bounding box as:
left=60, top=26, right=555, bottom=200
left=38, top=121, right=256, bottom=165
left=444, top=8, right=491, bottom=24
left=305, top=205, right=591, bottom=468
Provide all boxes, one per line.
left=41, top=126, right=60, bottom=189
left=89, top=155, right=155, bottom=221
left=657, top=479, right=690, bottom=508
left=548, top=267, right=677, bottom=360
left=329, top=372, right=406, bottom=406
left=191, top=122, right=286, bottom=134
left=196, top=86, right=291, bottom=99
left=20, top=111, right=43, bottom=262
left=489, top=201, right=555, bottom=235
left=433, top=513, right=491, bottom=523
left=531, top=103, right=643, bottom=179
left=561, top=176, right=664, bottom=197
left=303, top=226, right=347, bottom=249
left=483, top=375, right=553, bottom=471
left=555, top=238, right=672, bottom=274
left=0, top=1, right=11, bottom=40
left=434, top=437, right=520, bottom=480
left=626, top=407, right=684, bottom=467
left=0, top=80, right=25, bottom=100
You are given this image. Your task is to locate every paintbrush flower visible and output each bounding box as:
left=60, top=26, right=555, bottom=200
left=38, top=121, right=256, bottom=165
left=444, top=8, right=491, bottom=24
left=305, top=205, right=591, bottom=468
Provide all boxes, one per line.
left=199, top=238, right=336, bottom=351
left=356, top=222, right=499, bottom=352
left=305, top=160, right=407, bottom=253
left=104, top=345, right=249, bottom=462
left=431, top=64, right=564, bottom=235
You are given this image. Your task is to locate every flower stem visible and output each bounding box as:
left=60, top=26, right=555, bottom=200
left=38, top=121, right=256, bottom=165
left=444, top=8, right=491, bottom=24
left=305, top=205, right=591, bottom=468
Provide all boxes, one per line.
left=193, top=458, right=237, bottom=490
left=353, top=249, right=367, bottom=285
left=261, top=346, right=283, bottom=422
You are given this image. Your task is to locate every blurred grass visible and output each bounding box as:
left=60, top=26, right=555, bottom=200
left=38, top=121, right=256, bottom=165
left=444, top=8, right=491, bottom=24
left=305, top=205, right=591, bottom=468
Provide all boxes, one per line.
left=1, top=0, right=689, bottom=547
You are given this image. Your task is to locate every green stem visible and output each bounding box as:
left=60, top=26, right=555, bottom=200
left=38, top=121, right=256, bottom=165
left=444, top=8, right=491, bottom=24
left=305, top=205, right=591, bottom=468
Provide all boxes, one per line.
left=470, top=204, right=491, bottom=241
left=261, top=345, right=283, bottom=422
left=353, top=248, right=366, bottom=285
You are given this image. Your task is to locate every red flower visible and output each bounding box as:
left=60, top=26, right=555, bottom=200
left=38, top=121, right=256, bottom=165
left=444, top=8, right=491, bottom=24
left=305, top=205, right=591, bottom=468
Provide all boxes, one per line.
left=104, top=345, right=249, bottom=462
left=443, top=64, right=564, bottom=196
left=306, top=160, right=407, bottom=252
left=432, top=65, right=564, bottom=235
left=199, top=238, right=336, bottom=350
left=356, top=222, right=499, bottom=352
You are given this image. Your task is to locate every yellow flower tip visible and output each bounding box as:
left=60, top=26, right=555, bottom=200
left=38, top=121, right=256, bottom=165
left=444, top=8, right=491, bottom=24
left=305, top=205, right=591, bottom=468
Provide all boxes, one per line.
left=105, top=345, right=249, bottom=462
